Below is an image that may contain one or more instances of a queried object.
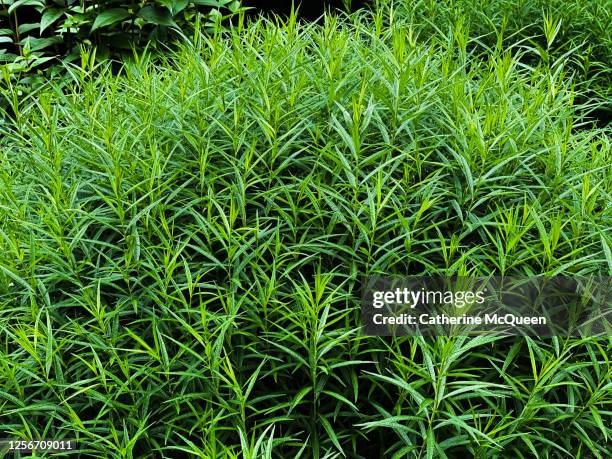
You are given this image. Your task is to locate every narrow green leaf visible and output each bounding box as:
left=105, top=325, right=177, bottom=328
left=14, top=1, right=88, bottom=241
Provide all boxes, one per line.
left=319, top=415, right=343, bottom=453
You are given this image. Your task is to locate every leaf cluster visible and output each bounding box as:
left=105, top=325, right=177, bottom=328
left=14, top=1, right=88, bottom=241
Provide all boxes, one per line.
left=0, top=0, right=241, bottom=73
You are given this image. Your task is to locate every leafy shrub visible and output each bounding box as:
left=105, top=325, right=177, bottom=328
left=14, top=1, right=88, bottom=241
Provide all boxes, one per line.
left=0, top=0, right=241, bottom=72
left=1, top=8, right=610, bottom=457
left=379, top=0, right=611, bottom=101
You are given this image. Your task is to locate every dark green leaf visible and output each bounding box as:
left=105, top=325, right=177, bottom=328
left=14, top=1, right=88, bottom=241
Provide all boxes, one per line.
left=8, top=0, right=43, bottom=14
left=40, top=8, right=64, bottom=34
left=158, top=0, right=188, bottom=15
left=90, top=8, right=131, bottom=32
left=19, top=36, right=61, bottom=52
left=191, top=0, right=225, bottom=6
left=138, top=5, right=178, bottom=28
left=18, top=23, right=39, bottom=34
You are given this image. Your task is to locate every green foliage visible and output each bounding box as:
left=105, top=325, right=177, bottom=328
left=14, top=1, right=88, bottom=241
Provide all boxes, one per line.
left=377, top=0, right=611, bottom=99
left=0, top=6, right=611, bottom=459
left=0, top=0, right=241, bottom=72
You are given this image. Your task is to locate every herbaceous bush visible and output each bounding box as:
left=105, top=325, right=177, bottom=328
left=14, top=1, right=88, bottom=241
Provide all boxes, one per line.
left=0, top=0, right=241, bottom=71
left=380, top=0, right=611, bottom=108
left=0, top=9, right=611, bottom=458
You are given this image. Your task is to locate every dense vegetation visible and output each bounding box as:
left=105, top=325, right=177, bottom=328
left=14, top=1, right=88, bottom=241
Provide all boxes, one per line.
left=0, top=1, right=610, bottom=458
left=1, top=0, right=242, bottom=74
left=389, top=0, right=611, bottom=121
left=2, top=0, right=610, bottom=120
